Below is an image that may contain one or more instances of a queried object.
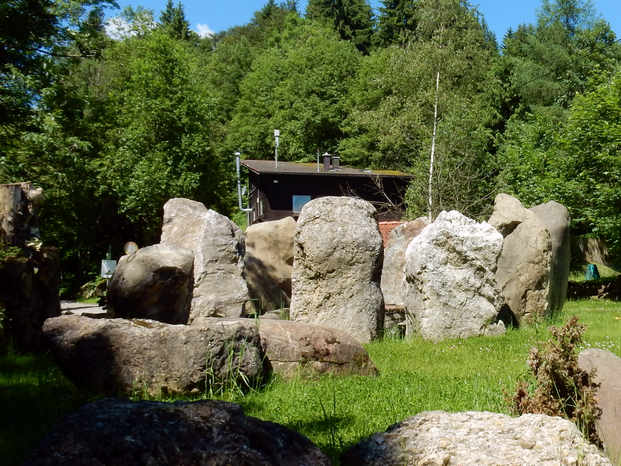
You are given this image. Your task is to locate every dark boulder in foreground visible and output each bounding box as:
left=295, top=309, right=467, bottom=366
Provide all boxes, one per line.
left=25, top=398, right=330, bottom=466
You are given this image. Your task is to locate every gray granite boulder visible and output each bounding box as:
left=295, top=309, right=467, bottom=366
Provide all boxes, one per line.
left=579, top=348, right=621, bottom=464
left=404, top=210, right=505, bottom=341
left=245, top=216, right=296, bottom=313
left=530, top=200, right=571, bottom=312
left=43, top=315, right=267, bottom=397
left=380, top=217, right=429, bottom=307
left=161, top=198, right=249, bottom=321
left=290, top=196, right=384, bottom=343
left=25, top=398, right=330, bottom=466
left=489, top=194, right=553, bottom=323
left=342, top=411, right=611, bottom=465
left=107, top=244, right=193, bottom=324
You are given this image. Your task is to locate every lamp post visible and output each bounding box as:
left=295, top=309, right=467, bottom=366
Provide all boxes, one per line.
left=274, top=129, right=280, bottom=168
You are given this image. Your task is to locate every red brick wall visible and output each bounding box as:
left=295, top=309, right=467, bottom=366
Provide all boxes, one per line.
left=378, top=221, right=403, bottom=248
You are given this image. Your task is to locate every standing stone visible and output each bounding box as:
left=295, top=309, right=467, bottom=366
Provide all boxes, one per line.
left=530, top=200, right=571, bottom=312
left=107, top=244, right=193, bottom=324
left=342, top=411, right=611, bottom=465
left=0, top=183, right=59, bottom=352
left=404, top=210, right=505, bottom=341
left=380, top=217, right=429, bottom=307
left=0, top=182, right=43, bottom=246
left=579, top=348, right=621, bottom=464
left=290, top=197, right=384, bottom=343
left=245, top=217, right=296, bottom=313
left=25, top=398, right=330, bottom=466
left=161, top=198, right=249, bottom=321
left=489, top=194, right=553, bottom=323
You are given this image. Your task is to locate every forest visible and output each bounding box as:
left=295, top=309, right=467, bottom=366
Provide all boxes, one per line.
left=1, top=0, right=620, bottom=293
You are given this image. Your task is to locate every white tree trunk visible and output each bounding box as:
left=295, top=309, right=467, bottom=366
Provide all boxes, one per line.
left=428, top=72, right=440, bottom=222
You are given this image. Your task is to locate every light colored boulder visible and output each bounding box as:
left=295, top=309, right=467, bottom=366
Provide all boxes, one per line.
left=342, top=411, right=611, bottom=465
left=488, top=193, right=532, bottom=236
left=161, top=198, right=249, bottom=321
left=380, top=217, right=429, bottom=307
left=107, top=244, right=193, bottom=324
left=404, top=210, right=505, bottom=341
left=43, top=315, right=267, bottom=397
left=489, top=194, right=553, bottom=322
left=256, top=319, right=378, bottom=378
left=245, top=217, right=296, bottom=313
left=0, top=181, right=42, bottom=245
left=579, top=348, right=621, bottom=464
left=25, top=398, right=330, bottom=466
left=290, top=196, right=384, bottom=343
left=530, top=200, right=571, bottom=312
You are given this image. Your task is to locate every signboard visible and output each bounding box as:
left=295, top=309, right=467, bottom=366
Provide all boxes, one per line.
left=101, top=259, right=117, bottom=279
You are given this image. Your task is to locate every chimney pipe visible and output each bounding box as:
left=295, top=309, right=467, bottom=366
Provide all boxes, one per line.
left=332, top=155, right=340, bottom=170
left=323, top=152, right=331, bottom=171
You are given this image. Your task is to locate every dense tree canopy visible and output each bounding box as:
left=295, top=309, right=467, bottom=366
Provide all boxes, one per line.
left=227, top=20, right=359, bottom=160
left=340, top=0, right=500, bottom=218
left=306, top=0, right=374, bottom=53
left=2, top=0, right=621, bottom=290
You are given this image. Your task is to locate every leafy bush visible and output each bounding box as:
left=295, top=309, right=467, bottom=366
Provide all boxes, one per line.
left=507, top=316, right=602, bottom=446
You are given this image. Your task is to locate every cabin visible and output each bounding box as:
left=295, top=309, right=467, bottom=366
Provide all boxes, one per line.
left=240, top=154, right=412, bottom=225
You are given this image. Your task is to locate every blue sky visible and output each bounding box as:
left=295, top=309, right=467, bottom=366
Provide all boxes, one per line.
left=105, top=0, right=621, bottom=43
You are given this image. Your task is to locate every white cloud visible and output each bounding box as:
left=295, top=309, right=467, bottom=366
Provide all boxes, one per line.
left=195, top=24, right=214, bottom=38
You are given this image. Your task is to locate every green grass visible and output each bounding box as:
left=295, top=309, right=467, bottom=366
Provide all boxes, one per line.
left=75, top=296, right=100, bottom=304
left=569, top=262, right=620, bottom=282
left=2, top=300, right=621, bottom=464
left=0, top=350, right=92, bottom=465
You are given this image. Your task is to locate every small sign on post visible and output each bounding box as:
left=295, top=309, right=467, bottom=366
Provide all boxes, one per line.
left=100, top=259, right=117, bottom=279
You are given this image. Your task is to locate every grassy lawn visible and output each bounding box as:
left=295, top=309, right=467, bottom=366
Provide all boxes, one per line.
left=2, top=299, right=621, bottom=464
left=569, top=262, right=620, bottom=282
left=0, top=351, right=92, bottom=465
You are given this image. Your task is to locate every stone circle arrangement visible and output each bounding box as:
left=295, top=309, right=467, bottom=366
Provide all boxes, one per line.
left=19, top=191, right=620, bottom=465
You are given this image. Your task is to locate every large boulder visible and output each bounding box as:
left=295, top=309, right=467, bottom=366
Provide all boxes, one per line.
left=43, top=315, right=268, bottom=397
left=160, top=198, right=249, bottom=321
left=380, top=217, right=429, bottom=307
left=290, top=196, right=384, bottom=343
left=579, top=349, right=621, bottom=464
left=0, top=246, right=60, bottom=352
left=530, top=200, right=571, bottom=312
left=25, top=398, right=330, bottom=466
left=342, top=411, right=611, bottom=465
left=0, top=182, right=59, bottom=352
left=245, top=216, right=296, bottom=313
left=107, top=244, right=193, bottom=324
left=404, top=211, right=505, bottom=341
left=256, top=318, right=378, bottom=378
left=489, top=194, right=553, bottom=323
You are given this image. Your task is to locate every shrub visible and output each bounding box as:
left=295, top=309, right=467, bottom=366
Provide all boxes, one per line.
left=507, top=316, right=602, bottom=446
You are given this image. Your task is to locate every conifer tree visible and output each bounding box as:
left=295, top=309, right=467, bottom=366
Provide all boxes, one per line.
left=306, top=0, right=374, bottom=53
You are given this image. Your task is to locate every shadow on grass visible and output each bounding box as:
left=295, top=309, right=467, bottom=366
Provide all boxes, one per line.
left=0, top=350, right=91, bottom=466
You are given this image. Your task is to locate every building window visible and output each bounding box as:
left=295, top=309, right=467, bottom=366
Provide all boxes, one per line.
left=292, top=195, right=311, bottom=213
